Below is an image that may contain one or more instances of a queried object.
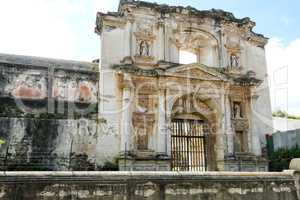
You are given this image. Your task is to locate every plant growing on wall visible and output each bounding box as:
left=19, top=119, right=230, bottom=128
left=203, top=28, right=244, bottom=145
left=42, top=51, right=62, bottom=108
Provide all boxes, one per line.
left=0, top=139, right=5, bottom=146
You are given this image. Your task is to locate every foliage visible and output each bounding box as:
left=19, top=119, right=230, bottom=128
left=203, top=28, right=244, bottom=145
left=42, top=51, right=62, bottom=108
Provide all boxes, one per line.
left=269, top=147, right=300, bottom=172
left=0, top=139, right=5, bottom=145
left=100, top=161, right=119, bottom=171
left=272, top=110, right=300, bottom=120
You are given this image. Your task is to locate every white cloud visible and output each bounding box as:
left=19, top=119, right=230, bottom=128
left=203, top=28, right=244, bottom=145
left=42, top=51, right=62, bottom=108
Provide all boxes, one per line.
left=266, top=38, right=300, bottom=115
left=94, top=0, right=119, bottom=13
left=0, top=0, right=83, bottom=60
left=0, top=0, right=119, bottom=61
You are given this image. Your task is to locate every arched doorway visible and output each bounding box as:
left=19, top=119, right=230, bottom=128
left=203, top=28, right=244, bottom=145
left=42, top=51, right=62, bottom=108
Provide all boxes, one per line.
left=170, top=94, right=217, bottom=171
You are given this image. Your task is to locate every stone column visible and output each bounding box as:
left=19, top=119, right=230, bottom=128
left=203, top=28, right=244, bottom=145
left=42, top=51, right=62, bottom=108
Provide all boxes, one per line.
left=120, top=76, right=133, bottom=155
left=157, top=20, right=165, bottom=61
left=218, top=29, right=226, bottom=68
left=165, top=89, right=175, bottom=157
left=123, top=21, right=131, bottom=58
left=250, top=90, right=262, bottom=156
left=215, top=93, right=226, bottom=170
left=164, top=24, right=170, bottom=62
left=225, top=94, right=234, bottom=155
left=156, top=88, right=167, bottom=156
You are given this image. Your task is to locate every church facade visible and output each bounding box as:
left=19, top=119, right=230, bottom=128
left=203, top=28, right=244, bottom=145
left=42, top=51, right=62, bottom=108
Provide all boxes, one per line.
left=0, top=0, right=272, bottom=171
left=96, top=0, right=272, bottom=171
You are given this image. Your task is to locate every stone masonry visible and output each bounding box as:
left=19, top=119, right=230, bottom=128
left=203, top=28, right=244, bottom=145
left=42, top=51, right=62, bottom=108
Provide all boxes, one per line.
left=0, top=0, right=273, bottom=172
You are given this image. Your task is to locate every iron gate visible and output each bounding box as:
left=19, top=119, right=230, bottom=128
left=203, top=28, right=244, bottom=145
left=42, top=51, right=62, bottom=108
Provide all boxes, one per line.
left=171, top=119, right=208, bottom=171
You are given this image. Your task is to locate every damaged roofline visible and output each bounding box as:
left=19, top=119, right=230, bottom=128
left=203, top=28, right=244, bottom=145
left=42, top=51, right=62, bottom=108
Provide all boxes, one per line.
left=95, top=0, right=268, bottom=41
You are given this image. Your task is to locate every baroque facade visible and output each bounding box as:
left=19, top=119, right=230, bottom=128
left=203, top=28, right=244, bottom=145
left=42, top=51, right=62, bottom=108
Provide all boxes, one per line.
left=0, top=0, right=272, bottom=171
left=96, top=0, right=272, bottom=171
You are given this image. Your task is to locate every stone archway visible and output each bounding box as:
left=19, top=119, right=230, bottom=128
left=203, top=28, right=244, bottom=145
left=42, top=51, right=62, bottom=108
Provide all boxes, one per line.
left=170, top=94, right=219, bottom=171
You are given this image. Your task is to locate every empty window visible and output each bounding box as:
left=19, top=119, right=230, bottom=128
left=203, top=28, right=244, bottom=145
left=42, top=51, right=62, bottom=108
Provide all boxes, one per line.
left=179, top=50, right=197, bottom=64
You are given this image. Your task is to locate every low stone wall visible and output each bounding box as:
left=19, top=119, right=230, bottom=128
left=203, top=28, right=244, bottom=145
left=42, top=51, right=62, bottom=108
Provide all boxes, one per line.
left=0, top=171, right=298, bottom=199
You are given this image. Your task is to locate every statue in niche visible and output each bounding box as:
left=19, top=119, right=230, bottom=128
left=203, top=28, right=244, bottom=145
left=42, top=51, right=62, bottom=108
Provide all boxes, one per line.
left=139, top=40, right=150, bottom=56
left=234, top=102, right=242, bottom=118
left=230, top=53, right=240, bottom=68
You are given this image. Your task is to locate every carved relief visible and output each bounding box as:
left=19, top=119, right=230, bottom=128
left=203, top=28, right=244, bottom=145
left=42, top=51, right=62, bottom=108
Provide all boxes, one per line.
left=231, top=97, right=249, bottom=152
left=170, top=32, right=215, bottom=53
left=172, top=94, right=215, bottom=122
left=5, top=73, right=47, bottom=99
left=53, top=74, right=97, bottom=103
left=168, top=65, right=226, bottom=81
left=137, top=19, right=154, bottom=33
left=232, top=119, right=249, bottom=131
left=132, top=78, right=157, bottom=151
left=133, top=112, right=155, bottom=150
left=102, top=18, right=126, bottom=31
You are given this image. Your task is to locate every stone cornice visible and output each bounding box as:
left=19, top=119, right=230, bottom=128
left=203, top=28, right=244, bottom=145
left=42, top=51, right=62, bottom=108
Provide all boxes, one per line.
left=95, top=12, right=127, bottom=35
left=113, top=62, right=262, bottom=88
left=117, top=1, right=268, bottom=42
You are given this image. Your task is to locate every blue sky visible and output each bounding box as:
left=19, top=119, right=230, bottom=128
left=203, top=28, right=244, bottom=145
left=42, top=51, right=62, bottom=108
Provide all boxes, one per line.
left=0, top=0, right=299, bottom=115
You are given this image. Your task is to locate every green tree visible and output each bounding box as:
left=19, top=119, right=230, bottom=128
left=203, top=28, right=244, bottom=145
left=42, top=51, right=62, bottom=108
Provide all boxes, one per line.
left=269, top=147, right=300, bottom=172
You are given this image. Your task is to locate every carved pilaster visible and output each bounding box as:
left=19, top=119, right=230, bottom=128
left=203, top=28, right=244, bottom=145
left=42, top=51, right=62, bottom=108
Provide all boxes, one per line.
left=225, top=94, right=234, bottom=155
left=156, top=88, right=167, bottom=155
left=120, top=86, right=133, bottom=155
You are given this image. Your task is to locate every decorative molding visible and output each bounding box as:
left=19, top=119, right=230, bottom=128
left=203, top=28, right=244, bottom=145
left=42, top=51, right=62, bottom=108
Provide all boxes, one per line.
left=103, top=18, right=127, bottom=30
left=232, top=118, right=249, bottom=131
left=134, top=32, right=156, bottom=42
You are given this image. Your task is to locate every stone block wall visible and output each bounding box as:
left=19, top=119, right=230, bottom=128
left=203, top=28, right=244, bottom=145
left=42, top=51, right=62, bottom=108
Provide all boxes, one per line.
left=0, top=171, right=298, bottom=199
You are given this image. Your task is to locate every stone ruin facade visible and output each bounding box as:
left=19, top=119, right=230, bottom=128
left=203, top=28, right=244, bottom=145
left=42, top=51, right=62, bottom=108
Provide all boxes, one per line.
left=0, top=0, right=273, bottom=172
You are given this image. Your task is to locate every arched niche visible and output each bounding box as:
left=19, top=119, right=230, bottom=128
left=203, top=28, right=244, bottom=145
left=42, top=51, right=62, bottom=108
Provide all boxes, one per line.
left=169, top=93, right=221, bottom=171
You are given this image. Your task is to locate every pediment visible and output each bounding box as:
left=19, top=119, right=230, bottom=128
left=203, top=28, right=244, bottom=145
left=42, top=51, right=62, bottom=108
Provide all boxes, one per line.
left=165, top=64, right=228, bottom=81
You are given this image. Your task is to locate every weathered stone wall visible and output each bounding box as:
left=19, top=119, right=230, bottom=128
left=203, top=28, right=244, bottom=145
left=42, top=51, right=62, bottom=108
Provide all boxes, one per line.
left=0, top=55, right=119, bottom=170
left=272, top=129, right=300, bottom=151
left=0, top=171, right=298, bottom=199
left=0, top=117, right=116, bottom=171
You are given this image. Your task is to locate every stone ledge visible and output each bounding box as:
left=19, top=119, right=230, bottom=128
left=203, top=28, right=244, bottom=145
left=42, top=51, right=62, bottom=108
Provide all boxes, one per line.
left=0, top=171, right=295, bottom=180
left=290, top=159, right=300, bottom=170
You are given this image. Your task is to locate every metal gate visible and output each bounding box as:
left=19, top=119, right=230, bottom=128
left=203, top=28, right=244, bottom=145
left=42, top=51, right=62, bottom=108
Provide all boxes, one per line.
left=171, top=119, right=208, bottom=171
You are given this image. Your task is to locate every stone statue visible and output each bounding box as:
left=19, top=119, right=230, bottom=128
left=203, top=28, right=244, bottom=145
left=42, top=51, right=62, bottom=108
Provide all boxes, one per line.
left=234, top=103, right=242, bottom=118
left=139, top=41, right=150, bottom=56
left=230, top=53, right=239, bottom=68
